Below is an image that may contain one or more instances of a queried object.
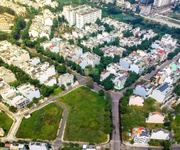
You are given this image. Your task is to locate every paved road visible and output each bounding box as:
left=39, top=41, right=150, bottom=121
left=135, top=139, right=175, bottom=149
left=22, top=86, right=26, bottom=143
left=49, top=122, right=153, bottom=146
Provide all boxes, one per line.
left=143, top=53, right=180, bottom=80
left=53, top=101, right=68, bottom=150
left=1, top=52, right=180, bottom=149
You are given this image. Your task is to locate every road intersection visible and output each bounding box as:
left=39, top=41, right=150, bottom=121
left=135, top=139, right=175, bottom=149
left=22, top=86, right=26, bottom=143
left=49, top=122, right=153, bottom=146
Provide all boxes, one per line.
left=0, top=53, right=180, bottom=150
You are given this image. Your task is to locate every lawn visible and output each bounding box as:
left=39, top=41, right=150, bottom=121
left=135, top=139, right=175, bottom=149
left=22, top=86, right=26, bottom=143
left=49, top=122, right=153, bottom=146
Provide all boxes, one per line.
left=16, top=103, right=63, bottom=140
left=0, top=111, right=13, bottom=135
left=57, top=86, right=109, bottom=143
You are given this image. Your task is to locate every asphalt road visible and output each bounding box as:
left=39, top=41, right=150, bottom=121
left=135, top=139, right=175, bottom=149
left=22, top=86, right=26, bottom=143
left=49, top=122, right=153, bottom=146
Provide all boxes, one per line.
left=143, top=53, right=180, bottom=81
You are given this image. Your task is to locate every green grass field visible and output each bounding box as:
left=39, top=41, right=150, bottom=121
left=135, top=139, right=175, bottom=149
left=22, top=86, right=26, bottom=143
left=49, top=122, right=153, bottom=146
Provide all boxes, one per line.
left=0, top=111, right=13, bottom=136
left=58, top=86, right=108, bottom=143
left=16, top=103, right=63, bottom=140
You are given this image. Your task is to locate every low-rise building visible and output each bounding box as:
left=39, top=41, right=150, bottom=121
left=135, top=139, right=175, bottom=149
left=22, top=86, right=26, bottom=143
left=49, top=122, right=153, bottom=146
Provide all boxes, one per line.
left=154, top=61, right=180, bottom=86
left=58, top=73, right=74, bottom=88
left=100, top=46, right=125, bottom=58
left=17, top=83, right=41, bottom=101
left=0, top=0, right=26, bottom=16
left=0, top=12, right=15, bottom=32
left=29, top=9, right=55, bottom=39
left=29, top=142, right=49, bottom=150
left=120, top=50, right=148, bottom=74
left=129, top=95, right=144, bottom=106
left=41, top=38, right=62, bottom=53
left=131, top=127, right=150, bottom=144
left=10, top=143, right=27, bottom=150
left=79, top=52, right=100, bottom=69
left=0, top=41, right=30, bottom=66
left=83, top=145, right=96, bottom=150
left=146, top=112, right=165, bottom=124
left=1, top=87, right=30, bottom=109
left=101, top=63, right=128, bottom=90
left=112, top=72, right=128, bottom=90
left=59, top=41, right=83, bottom=61
left=133, top=82, right=154, bottom=98
left=150, top=82, right=174, bottom=103
left=150, top=129, right=170, bottom=140
left=0, top=67, right=16, bottom=83
left=100, top=71, right=111, bottom=82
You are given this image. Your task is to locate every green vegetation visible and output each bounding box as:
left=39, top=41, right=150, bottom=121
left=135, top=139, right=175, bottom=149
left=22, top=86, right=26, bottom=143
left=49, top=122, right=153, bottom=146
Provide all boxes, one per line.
left=167, top=47, right=180, bottom=60
left=16, top=103, right=63, bottom=140
left=120, top=89, right=162, bottom=141
left=0, top=58, right=57, bottom=97
left=60, top=143, right=81, bottom=150
left=174, top=83, right=180, bottom=96
left=172, top=115, right=180, bottom=143
left=0, top=111, right=13, bottom=135
left=52, top=87, right=62, bottom=96
left=124, top=71, right=139, bottom=87
left=0, top=6, right=15, bottom=15
left=149, top=139, right=171, bottom=149
left=58, top=86, right=112, bottom=143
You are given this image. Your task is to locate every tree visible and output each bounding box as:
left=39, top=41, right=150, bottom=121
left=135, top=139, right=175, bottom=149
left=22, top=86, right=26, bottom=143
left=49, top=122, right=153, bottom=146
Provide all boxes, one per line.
left=27, top=102, right=33, bottom=108
left=33, top=97, right=39, bottom=104
left=174, top=84, right=180, bottom=96
left=125, top=71, right=139, bottom=87
left=103, top=80, right=114, bottom=90
left=9, top=106, right=17, bottom=113
left=61, top=85, right=65, bottom=91
left=86, top=79, right=94, bottom=88
left=123, top=30, right=133, bottom=38
left=111, top=37, right=120, bottom=46
left=68, top=39, right=74, bottom=45
left=98, top=90, right=105, bottom=96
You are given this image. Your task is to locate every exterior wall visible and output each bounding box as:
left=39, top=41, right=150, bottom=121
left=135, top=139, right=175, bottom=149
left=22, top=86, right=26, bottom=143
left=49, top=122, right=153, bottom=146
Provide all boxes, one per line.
left=119, top=59, right=130, bottom=71
left=150, top=90, right=166, bottom=103
left=21, top=53, right=30, bottom=62
left=44, top=77, right=57, bottom=86
left=29, top=57, right=41, bottom=66
left=153, top=0, right=174, bottom=7
left=38, top=74, right=49, bottom=83
left=130, top=64, right=140, bottom=74
left=79, top=60, right=88, bottom=69
left=50, top=46, right=59, bottom=53
left=46, top=66, right=56, bottom=77
left=75, top=48, right=83, bottom=56
left=58, top=73, right=74, bottom=87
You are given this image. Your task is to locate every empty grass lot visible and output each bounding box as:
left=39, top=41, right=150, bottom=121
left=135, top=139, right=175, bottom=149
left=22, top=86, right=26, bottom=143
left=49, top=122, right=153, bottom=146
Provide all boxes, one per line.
left=16, top=103, right=63, bottom=140
left=57, top=86, right=108, bottom=143
left=0, top=111, right=13, bottom=136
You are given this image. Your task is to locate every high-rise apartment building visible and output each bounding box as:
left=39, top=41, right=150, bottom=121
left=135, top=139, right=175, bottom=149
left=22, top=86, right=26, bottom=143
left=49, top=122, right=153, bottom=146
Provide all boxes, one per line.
left=62, top=5, right=102, bottom=29
left=102, top=0, right=116, bottom=4
left=116, top=0, right=124, bottom=6
left=153, top=0, right=175, bottom=7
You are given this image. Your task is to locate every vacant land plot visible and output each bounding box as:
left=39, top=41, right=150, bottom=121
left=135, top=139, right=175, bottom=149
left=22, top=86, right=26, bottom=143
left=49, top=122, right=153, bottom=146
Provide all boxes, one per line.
left=16, top=103, right=63, bottom=140
left=0, top=111, right=13, bottom=135
left=58, top=86, right=108, bottom=143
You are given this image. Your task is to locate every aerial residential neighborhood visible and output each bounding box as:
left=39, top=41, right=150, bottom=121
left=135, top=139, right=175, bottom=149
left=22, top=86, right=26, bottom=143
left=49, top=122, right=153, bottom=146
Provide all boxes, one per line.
left=0, top=0, right=180, bottom=150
